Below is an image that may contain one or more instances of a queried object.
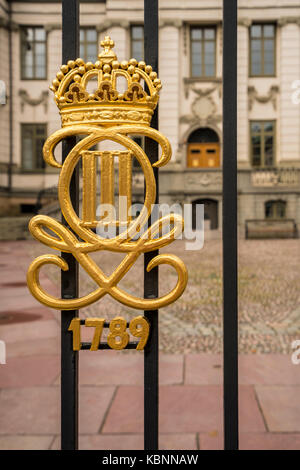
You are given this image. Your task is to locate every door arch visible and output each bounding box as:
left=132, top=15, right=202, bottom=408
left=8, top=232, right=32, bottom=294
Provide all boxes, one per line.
left=187, top=127, right=220, bottom=168
left=192, top=198, right=219, bottom=230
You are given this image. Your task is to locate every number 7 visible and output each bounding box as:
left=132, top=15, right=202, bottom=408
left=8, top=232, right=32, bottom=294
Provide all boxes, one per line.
left=85, top=318, right=105, bottom=351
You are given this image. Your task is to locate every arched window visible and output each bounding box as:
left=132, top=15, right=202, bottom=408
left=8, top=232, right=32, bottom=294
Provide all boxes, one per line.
left=265, top=200, right=286, bottom=219
left=187, top=128, right=220, bottom=168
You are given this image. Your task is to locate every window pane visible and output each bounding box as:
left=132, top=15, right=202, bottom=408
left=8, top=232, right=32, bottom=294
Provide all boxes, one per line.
left=251, top=39, right=261, bottom=51
left=264, top=39, right=274, bottom=52
left=264, top=122, right=273, bottom=132
left=80, top=29, right=85, bottom=41
left=22, top=130, right=33, bottom=170
left=204, top=28, right=215, bottom=39
left=35, top=28, right=45, bottom=41
left=264, top=24, right=274, bottom=38
left=87, top=43, right=97, bottom=61
left=26, top=28, right=34, bottom=41
left=86, top=29, right=97, bottom=42
left=192, top=64, right=202, bottom=77
left=205, top=63, right=215, bottom=76
left=132, top=42, right=143, bottom=61
left=191, top=28, right=202, bottom=40
left=264, top=62, right=274, bottom=75
left=252, top=150, right=261, bottom=167
left=251, top=25, right=262, bottom=38
left=132, top=26, right=143, bottom=40
left=252, top=136, right=261, bottom=146
left=251, top=122, right=262, bottom=133
left=205, top=41, right=215, bottom=54
left=251, top=61, right=261, bottom=76
left=24, top=49, right=33, bottom=67
left=265, top=149, right=273, bottom=167
left=35, top=67, right=45, bottom=79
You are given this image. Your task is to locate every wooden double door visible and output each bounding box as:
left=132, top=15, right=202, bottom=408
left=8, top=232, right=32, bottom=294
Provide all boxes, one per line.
left=187, top=143, right=220, bottom=168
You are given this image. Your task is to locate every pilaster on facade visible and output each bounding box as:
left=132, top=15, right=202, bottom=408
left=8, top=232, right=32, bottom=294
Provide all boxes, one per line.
left=237, top=23, right=249, bottom=165
left=159, top=24, right=180, bottom=162
left=280, top=22, right=300, bottom=164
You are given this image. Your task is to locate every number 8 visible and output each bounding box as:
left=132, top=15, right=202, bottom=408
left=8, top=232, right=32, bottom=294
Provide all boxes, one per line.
left=107, top=317, right=129, bottom=350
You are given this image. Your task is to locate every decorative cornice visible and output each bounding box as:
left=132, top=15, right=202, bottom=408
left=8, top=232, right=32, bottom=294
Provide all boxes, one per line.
left=248, top=85, right=279, bottom=111
left=96, top=20, right=130, bottom=33
left=44, top=23, right=61, bottom=33
left=278, top=17, right=300, bottom=27
left=19, top=89, right=49, bottom=112
left=0, top=18, right=19, bottom=31
left=159, top=19, right=183, bottom=29
left=238, top=18, right=252, bottom=28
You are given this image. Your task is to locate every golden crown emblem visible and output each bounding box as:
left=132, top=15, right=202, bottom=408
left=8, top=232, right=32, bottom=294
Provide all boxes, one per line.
left=27, top=37, right=187, bottom=313
left=51, top=36, right=162, bottom=128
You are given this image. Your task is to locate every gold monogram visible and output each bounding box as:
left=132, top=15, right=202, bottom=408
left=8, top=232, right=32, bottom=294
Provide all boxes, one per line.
left=27, top=37, right=188, bottom=311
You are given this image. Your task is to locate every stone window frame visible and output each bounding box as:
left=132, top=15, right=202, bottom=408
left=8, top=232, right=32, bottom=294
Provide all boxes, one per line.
left=21, top=123, right=47, bottom=172
left=189, top=24, right=217, bottom=79
left=250, top=120, right=276, bottom=168
left=249, top=22, right=276, bottom=77
left=20, top=26, right=47, bottom=80
left=130, top=24, right=144, bottom=62
left=80, top=27, right=98, bottom=63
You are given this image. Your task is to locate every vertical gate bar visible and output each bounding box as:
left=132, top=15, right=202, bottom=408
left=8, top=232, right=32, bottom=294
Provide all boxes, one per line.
left=144, top=0, right=159, bottom=451
left=61, top=0, right=80, bottom=450
left=222, top=0, right=239, bottom=450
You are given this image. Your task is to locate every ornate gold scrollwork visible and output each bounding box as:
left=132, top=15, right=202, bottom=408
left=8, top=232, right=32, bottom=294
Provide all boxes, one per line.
left=27, top=37, right=188, bottom=311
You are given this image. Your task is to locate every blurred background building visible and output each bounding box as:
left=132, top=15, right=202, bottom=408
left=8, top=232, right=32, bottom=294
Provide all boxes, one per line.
left=0, top=0, right=300, bottom=238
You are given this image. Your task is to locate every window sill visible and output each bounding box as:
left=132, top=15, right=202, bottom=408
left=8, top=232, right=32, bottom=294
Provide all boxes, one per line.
left=184, top=77, right=222, bottom=84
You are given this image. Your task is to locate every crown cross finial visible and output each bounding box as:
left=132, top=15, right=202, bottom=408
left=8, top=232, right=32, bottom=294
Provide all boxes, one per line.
left=99, top=36, right=117, bottom=64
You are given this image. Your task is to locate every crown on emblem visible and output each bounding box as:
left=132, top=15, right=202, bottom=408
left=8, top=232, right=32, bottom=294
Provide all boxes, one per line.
left=50, top=36, right=162, bottom=127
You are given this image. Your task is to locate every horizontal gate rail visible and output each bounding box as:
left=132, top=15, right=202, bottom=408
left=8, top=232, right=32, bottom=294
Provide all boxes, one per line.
left=222, top=0, right=239, bottom=451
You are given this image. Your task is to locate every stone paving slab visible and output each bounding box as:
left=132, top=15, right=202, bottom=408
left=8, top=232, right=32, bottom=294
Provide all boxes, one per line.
left=0, top=436, right=54, bottom=451
left=79, top=351, right=184, bottom=386
left=50, top=434, right=198, bottom=450
left=6, top=337, right=59, bottom=359
left=0, top=319, right=59, bottom=344
left=102, top=385, right=265, bottom=434
left=185, top=354, right=300, bottom=385
left=0, top=355, right=60, bottom=388
left=255, top=386, right=300, bottom=432
left=199, top=432, right=300, bottom=450
left=0, top=386, right=115, bottom=435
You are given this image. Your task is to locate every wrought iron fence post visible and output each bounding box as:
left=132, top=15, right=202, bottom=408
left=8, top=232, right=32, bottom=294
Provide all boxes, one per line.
left=61, top=0, right=79, bottom=450
left=144, top=0, right=159, bottom=451
left=222, top=0, right=239, bottom=451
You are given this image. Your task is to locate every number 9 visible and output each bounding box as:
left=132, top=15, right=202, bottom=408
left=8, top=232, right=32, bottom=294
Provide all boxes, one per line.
left=129, top=316, right=150, bottom=350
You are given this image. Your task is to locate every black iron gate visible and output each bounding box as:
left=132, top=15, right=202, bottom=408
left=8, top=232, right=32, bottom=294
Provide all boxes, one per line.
left=60, top=0, right=238, bottom=451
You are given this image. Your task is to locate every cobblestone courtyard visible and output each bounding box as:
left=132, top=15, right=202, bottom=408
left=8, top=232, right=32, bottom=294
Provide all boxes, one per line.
left=0, top=239, right=300, bottom=450
left=26, top=237, right=300, bottom=355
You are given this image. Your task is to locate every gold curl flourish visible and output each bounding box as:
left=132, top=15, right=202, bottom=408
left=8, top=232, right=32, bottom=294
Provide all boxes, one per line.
left=27, top=125, right=188, bottom=310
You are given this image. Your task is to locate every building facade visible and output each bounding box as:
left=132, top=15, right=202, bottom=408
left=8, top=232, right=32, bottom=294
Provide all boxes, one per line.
left=0, top=0, right=300, bottom=236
